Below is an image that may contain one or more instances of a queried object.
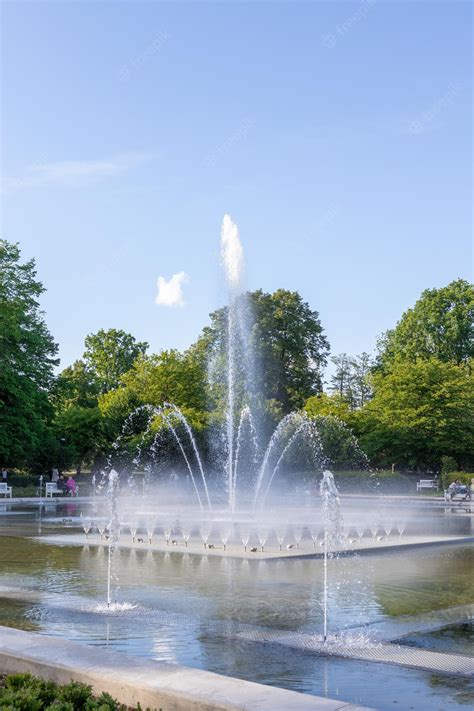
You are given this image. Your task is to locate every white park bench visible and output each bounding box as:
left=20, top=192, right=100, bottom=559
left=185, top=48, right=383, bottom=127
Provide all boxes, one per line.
left=45, top=482, right=62, bottom=497
left=416, top=479, right=438, bottom=491
left=0, top=482, right=12, bottom=498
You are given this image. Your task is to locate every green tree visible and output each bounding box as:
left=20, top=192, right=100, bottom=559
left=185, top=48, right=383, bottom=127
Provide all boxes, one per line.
left=440, top=455, right=458, bottom=476
left=51, top=359, right=99, bottom=411
left=304, top=392, right=352, bottom=421
left=199, top=289, right=329, bottom=415
left=54, top=405, right=105, bottom=473
left=329, top=352, right=373, bottom=409
left=351, top=352, right=373, bottom=407
left=310, top=415, right=368, bottom=470
left=252, top=289, right=329, bottom=409
left=357, top=358, right=474, bottom=469
left=98, top=386, right=144, bottom=440
left=377, top=279, right=474, bottom=371
left=83, top=328, right=148, bottom=393
left=99, top=349, right=208, bottom=440
left=0, top=240, right=58, bottom=467
left=120, top=349, right=207, bottom=410
left=329, top=353, right=354, bottom=404
left=51, top=360, right=104, bottom=471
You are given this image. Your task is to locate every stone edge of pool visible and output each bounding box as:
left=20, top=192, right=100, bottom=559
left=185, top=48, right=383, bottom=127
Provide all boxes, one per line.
left=0, top=626, right=373, bottom=711
left=0, top=493, right=466, bottom=506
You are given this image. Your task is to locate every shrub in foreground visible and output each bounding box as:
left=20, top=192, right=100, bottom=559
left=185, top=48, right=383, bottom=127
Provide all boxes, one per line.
left=0, top=674, right=153, bottom=711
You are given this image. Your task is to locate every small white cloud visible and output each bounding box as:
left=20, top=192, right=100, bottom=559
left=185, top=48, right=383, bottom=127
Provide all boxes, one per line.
left=155, top=271, right=189, bottom=307
left=2, top=152, right=153, bottom=194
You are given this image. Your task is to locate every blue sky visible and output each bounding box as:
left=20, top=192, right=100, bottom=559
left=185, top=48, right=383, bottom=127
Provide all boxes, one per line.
left=1, top=0, right=472, bottom=380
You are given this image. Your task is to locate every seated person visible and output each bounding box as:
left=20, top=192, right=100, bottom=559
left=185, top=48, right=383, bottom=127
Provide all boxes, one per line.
left=57, top=475, right=68, bottom=495
left=65, top=475, right=77, bottom=496
left=447, top=479, right=471, bottom=500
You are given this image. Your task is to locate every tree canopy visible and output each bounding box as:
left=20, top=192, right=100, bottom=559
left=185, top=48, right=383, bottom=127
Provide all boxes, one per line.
left=252, top=289, right=329, bottom=410
left=120, top=350, right=207, bottom=411
left=377, top=279, right=474, bottom=371
left=0, top=241, right=58, bottom=466
left=98, top=349, right=209, bottom=441
left=1, top=236, right=471, bottom=477
left=200, top=289, right=329, bottom=416
left=51, top=359, right=99, bottom=412
left=83, top=328, right=148, bottom=393
left=304, top=392, right=352, bottom=421
left=54, top=405, right=105, bottom=473
left=356, top=358, right=474, bottom=469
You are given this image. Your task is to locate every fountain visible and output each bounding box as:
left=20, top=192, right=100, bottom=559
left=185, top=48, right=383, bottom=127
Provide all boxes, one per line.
left=83, top=215, right=370, bottom=633
left=96, top=215, right=361, bottom=518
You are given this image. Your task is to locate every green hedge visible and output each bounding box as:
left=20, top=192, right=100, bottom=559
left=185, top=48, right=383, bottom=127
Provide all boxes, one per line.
left=329, top=469, right=418, bottom=494
left=3, top=471, right=40, bottom=487
left=0, top=673, right=153, bottom=710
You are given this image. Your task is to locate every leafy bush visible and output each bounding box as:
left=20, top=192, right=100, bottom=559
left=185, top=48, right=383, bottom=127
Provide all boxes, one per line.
left=441, top=471, right=474, bottom=490
left=0, top=674, right=152, bottom=710
left=303, top=415, right=369, bottom=470
left=3, top=471, right=38, bottom=487
left=59, top=680, right=93, bottom=708
left=440, top=455, right=458, bottom=476
left=329, top=469, right=415, bottom=494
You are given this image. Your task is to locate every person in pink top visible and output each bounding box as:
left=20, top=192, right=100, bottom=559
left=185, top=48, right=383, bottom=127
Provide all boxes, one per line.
left=65, top=475, right=77, bottom=496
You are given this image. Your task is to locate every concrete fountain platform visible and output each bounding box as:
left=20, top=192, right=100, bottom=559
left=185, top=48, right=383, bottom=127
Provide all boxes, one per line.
left=345, top=603, right=474, bottom=643
left=223, top=622, right=474, bottom=677
left=36, top=531, right=474, bottom=560
left=0, top=625, right=372, bottom=711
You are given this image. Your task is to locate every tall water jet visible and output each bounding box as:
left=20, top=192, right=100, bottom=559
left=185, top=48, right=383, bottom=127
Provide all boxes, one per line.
left=252, top=412, right=306, bottom=510
left=106, top=469, right=120, bottom=608
left=233, top=405, right=258, bottom=510
left=319, top=470, right=343, bottom=642
left=112, top=403, right=212, bottom=511
left=259, top=417, right=312, bottom=509
left=162, top=403, right=212, bottom=510
left=221, top=214, right=244, bottom=511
